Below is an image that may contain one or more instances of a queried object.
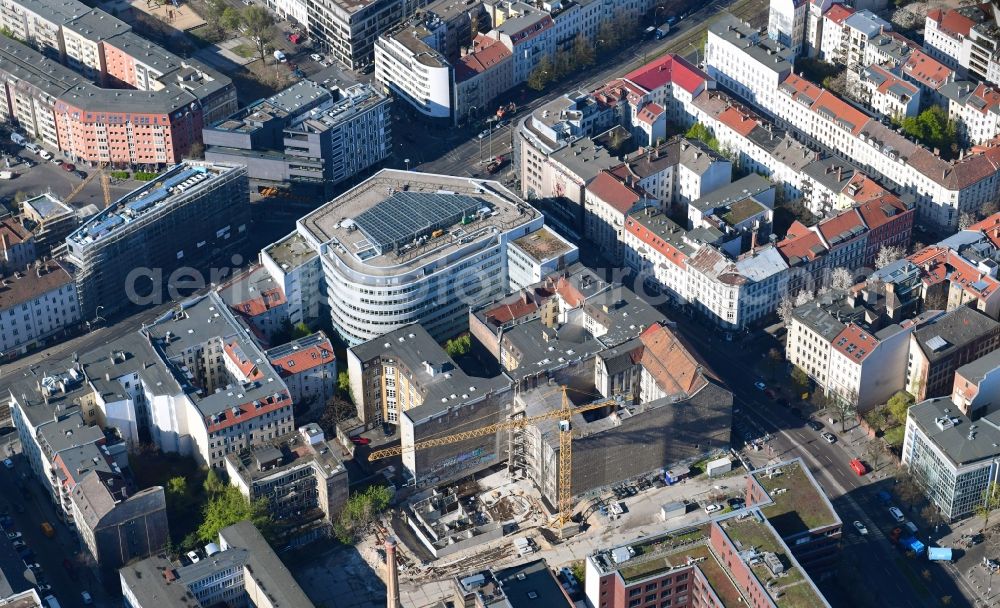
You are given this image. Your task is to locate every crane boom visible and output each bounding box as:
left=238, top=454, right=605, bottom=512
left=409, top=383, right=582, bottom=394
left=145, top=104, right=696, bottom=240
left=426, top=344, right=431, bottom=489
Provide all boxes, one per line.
left=367, top=395, right=615, bottom=461
left=367, top=390, right=620, bottom=530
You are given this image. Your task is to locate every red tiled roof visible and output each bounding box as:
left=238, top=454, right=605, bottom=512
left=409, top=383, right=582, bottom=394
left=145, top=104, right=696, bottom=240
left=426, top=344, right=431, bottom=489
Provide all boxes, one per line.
left=484, top=297, right=539, bottom=326
left=637, top=102, right=664, bottom=124
left=937, top=8, right=978, bottom=37
left=784, top=220, right=812, bottom=239
left=817, top=208, right=865, bottom=244
left=454, top=34, right=512, bottom=82
left=969, top=212, right=1000, bottom=248
left=870, top=65, right=918, bottom=96
left=0, top=218, right=31, bottom=247
left=855, top=193, right=910, bottom=230
left=206, top=391, right=291, bottom=433
left=587, top=171, right=642, bottom=214
left=831, top=324, right=878, bottom=363
left=824, top=3, right=855, bottom=24
left=813, top=90, right=870, bottom=136
left=903, top=49, right=952, bottom=90
left=638, top=323, right=715, bottom=395
left=622, top=54, right=708, bottom=95
left=777, top=229, right=826, bottom=264
left=269, top=340, right=335, bottom=376
left=224, top=341, right=265, bottom=382
left=624, top=217, right=689, bottom=270
left=717, top=106, right=758, bottom=137
left=966, top=83, right=1000, bottom=114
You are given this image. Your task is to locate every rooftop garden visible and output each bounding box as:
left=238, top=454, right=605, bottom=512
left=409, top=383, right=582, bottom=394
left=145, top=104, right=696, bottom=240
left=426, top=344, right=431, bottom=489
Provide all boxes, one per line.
left=755, top=463, right=836, bottom=537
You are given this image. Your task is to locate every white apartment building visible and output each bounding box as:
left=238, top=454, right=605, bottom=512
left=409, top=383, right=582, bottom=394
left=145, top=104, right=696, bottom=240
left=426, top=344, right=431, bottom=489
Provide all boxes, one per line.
left=375, top=21, right=454, bottom=119
left=0, top=260, right=80, bottom=356
left=705, top=14, right=1000, bottom=229
left=308, top=0, right=425, bottom=70
left=506, top=225, right=579, bottom=291
left=260, top=232, right=323, bottom=327
left=858, top=64, right=920, bottom=119
left=768, top=0, right=807, bottom=53
left=265, top=0, right=309, bottom=27
left=706, top=15, right=795, bottom=117
left=943, top=81, right=1000, bottom=146
left=288, top=170, right=545, bottom=346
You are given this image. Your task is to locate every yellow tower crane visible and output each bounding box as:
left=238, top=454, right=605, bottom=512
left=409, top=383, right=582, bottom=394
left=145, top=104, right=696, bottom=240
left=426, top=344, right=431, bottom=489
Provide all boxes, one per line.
left=368, top=388, right=620, bottom=529
left=63, top=163, right=112, bottom=207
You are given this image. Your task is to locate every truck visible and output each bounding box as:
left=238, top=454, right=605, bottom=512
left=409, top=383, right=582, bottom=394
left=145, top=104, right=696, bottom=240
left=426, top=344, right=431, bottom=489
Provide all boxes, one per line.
left=40, top=522, right=54, bottom=538
left=849, top=458, right=867, bottom=476
left=486, top=155, right=507, bottom=174
left=900, top=536, right=926, bottom=555
left=655, top=23, right=671, bottom=39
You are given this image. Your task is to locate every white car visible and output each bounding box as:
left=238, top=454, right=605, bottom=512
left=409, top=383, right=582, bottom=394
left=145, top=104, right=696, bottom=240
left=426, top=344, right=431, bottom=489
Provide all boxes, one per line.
left=310, top=53, right=323, bottom=62
left=853, top=520, right=868, bottom=535
left=186, top=550, right=200, bottom=564
left=754, top=381, right=766, bottom=391
left=242, top=0, right=252, bottom=4
left=81, top=592, right=92, bottom=605
left=3, top=459, right=12, bottom=470
left=6, top=531, right=20, bottom=540
left=821, top=432, right=837, bottom=444
left=477, top=129, right=490, bottom=139
left=704, top=504, right=723, bottom=514
left=38, top=150, right=52, bottom=161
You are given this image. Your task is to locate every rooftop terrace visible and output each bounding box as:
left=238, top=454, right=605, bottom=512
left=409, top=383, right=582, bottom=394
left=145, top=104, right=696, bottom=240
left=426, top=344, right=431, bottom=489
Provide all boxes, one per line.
left=299, top=170, right=539, bottom=276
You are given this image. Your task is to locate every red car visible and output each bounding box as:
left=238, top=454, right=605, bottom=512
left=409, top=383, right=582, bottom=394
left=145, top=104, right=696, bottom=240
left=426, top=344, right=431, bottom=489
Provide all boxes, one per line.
left=849, top=458, right=867, bottom=476
left=350, top=436, right=370, bottom=445
left=60, top=162, right=75, bottom=172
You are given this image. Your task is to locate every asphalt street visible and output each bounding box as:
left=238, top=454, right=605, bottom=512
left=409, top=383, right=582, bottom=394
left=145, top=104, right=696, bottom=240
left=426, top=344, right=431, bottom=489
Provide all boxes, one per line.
left=671, top=312, right=971, bottom=608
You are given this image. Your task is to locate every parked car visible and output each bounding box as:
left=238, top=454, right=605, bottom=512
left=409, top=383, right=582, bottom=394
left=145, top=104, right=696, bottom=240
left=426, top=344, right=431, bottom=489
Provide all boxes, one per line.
left=81, top=592, right=92, bottom=605
left=349, top=436, right=370, bottom=445
left=853, top=520, right=868, bottom=535
left=704, top=504, right=723, bottom=514
left=6, top=531, right=21, bottom=540
left=11, top=540, right=25, bottom=550
left=186, top=551, right=200, bottom=564
left=477, top=129, right=490, bottom=139
left=805, top=420, right=823, bottom=431
left=889, top=506, right=905, bottom=523
left=59, top=161, right=74, bottom=171
left=821, top=432, right=837, bottom=444
left=74, top=170, right=87, bottom=179
left=242, top=0, right=252, bottom=4
left=754, top=381, right=766, bottom=391
left=3, top=459, right=12, bottom=470
left=310, top=53, right=323, bottom=62
left=38, top=150, right=52, bottom=161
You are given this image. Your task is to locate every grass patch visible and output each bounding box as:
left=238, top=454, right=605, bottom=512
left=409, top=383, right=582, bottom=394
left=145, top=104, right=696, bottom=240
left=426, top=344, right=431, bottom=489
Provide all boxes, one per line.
left=232, top=43, right=256, bottom=59
left=755, top=462, right=836, bottom=535
left=774, top=580, right=827, bottom=608
left=109, top=170, right=129, bottom=180
left=884, top=425, right=905, bottom=448
left=133, top=171, right=159, bottom=181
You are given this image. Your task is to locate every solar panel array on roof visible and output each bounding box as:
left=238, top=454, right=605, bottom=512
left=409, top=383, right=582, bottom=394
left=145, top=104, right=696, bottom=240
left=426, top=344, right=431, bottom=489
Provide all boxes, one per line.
left=353, top=191, right=489, bottom=254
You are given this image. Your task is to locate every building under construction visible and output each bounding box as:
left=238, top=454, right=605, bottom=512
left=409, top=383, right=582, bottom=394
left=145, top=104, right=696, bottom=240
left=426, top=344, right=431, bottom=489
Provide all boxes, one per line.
left=64, top=161, right=250, bottom=317
left=510, top=323, right=733, bottom=509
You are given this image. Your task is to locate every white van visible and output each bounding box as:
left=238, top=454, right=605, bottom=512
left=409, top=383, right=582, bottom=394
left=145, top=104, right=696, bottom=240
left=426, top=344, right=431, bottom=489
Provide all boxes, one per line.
left=889, top=506, right=905, bottom=523
left=273, top=50, right=287, bottom=62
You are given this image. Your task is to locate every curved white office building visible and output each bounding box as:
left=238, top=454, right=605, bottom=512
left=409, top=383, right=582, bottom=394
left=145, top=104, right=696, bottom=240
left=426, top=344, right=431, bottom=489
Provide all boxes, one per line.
left=285, top=170, right=544, bottom=346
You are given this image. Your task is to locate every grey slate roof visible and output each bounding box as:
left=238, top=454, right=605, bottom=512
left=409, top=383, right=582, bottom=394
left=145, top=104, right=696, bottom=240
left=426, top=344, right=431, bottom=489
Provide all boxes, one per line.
left=913, top=307, right=999, bottom=362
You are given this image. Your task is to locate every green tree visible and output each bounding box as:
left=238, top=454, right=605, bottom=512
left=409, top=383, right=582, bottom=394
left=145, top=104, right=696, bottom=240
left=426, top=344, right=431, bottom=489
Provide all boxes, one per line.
left=897, top=106, right=958, bottom=159
left=791, top=366, right=810, bottom=394
left=220, top=7, right=243, bottom=35
left=206, top=0, right=229, bottom=36
left=203, top=468, right=227, bottom=498
left=242, top=6, right=277, bottom=65
left=166, top=476, right=194, bottom=513
left=197, top=486, right=272, bottom=542
left=886, top=391, right=915, bottom=425
left=291, top=322, right=312, bottom=339
left=572, top=33, right=595, bottom=69
left=553, top=49, right=573, bottom=81
left=977, top=481, right=1000, bottom=534
left=334, top=485, right=392, bottom=544
left=685, top=122, right=720, bottom=152
left=445, top=334, right=472, bottom=358
left=338, top=370, right=352, bottom=400
left=527, top=56, right=554, bottom=91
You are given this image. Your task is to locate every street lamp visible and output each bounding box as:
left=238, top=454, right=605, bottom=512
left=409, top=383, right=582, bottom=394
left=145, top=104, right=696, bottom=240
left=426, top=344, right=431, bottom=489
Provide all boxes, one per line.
left=404, top=158, right=410, bottom=171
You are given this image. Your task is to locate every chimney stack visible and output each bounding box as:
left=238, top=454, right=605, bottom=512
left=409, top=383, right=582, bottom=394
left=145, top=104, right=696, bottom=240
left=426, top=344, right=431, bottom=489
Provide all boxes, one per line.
left=386, top=538, right=401, bottom=608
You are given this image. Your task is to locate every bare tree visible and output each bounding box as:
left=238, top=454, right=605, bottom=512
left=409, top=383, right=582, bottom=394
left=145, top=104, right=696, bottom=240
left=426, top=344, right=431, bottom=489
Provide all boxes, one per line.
left=921, top=503, right=945, bottom=532
left=977, top=482, right=1000, bottom=535
left=830, top=391, right=857, bottom=432
left=777, top=296, right=794, bottom=325
left=875, top=245, right=906, bottom=270
left=794, top=289, right=814, bottom=307
left=959, top=212, right=977, bottom=230
left=895, top=466, right=924, bottom=510
left=830, top=267, right=854, bottom=290
left=864, top=438, right=886, bottom=471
